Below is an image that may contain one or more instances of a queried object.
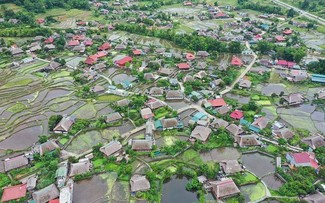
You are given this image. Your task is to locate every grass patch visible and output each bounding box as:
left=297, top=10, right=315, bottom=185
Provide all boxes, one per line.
left=0, top=173, right=11, bottom=188
left=232, top=172, right=259, bottom=186
left=59, top=138, right=69, bottom=145
left=179, top=149, right=204, bottom=165
left=7, top=102, right=27, bottom=113
left=256, top=100, right=271, bottom=106
left=241, top=182, right=266, bottom=201
left=93, top=158, right=106, bottom=168
left=72, top=103, right=97, bottom=119
left=97, top=94, right=123, bottom=102
left=1, top=78, right=33, bottom=89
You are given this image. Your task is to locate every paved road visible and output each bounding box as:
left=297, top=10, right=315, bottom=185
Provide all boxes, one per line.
left=98, top=74, right=112, bottom=85
left=220, top=41, right=257, bottom=95
left=272, top=0, right=325, bottom=26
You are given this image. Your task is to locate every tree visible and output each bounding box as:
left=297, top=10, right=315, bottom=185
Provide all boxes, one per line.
left=38, top=135, right=48, bottom=144
left=278, top=138, right=287, bottom=145
left=287, top=8, right=297, bottom=18
left=48, top=115, right=63, bottom=131
left=214, top=1, right=218, bottom=6
left=228, top=41, right=242, bottom=53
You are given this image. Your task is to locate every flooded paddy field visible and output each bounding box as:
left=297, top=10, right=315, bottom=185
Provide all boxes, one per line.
left=200, top=147, right=241, bottom=162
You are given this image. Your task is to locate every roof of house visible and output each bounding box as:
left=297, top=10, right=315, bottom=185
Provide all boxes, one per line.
left=302, top=134, right=325, bottom=149
left=100, top=141, right=122, bottom=157
left=162, top=118, right=178, bottom=129
left=1, top=184, right=27, bottom=202
left=91, top=85, right=105, bottom=93
left=53, top=116, right=74, bottom=132
left=288, top=152, right=319, bottom=169
left=105, top=112, right=122, bottom=123
left=196, top=51, right=210, bottom=57
left=183, top=75, right=195, bottom=83
left=208, top=98, right=226, bottom=107
left=32, top=184, right=59, bottom=203
left=226, top=124, right=243, bottom=136
left=190, top=126, right=212, bottom=142
left=231, top=56, right=243, bottom=66
left=220, top=160, right=243, bottom=174
left=149, top=87, right=164, bottom=96
left=130, top=139, right=153, bottom=151
left=217, top=105, right=232, bottom=115
left=116, top=56, right=132, bottom=66
left=251, top=117, right=269, bottom=130
left=230, top=110, right=244, bottom=120
left=210, top=178, right=240, bottom=199
left=303, top=191, right=325, bottom=203
left=68, top=40, right=79, bottom=46
left=210, top=118, right=229, bottom=129
left=177, top=63, right=190, bottom=70
left=39, top=140, right=60, bottom=156
left=239, top=79, right=252, bottom=88
left=69, top=160, right=92, bottom=177
left=166, top=90, right=183, bottom=100
left=238, top=134, right=261, bottom=147
left=186, top=53, right=195, bottom=61
left=146, top=100, right=164, bottom=110
left=158, top=68, right=173, bottom=75
left=98, top=42, right=111, bottom=51
left=116, top=99, right=130, bottom=107
left=4, top=155, right=29, bottom=172
left=144, top=73, right=154, bottom=80
left=140, top=108, right=154, bottom=119
left=130, top=175, right=150, bottom=192
left=282, top=93, right=304, bottom=104
left=273, top=128, right=294, bottom=139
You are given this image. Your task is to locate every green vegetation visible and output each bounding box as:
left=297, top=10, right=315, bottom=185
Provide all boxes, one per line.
left=97, top=94, right=123, bottom=102
left=1, top=78, right=33, bottom=88
left=0, top=173, right=11, bottom=188
left=7, top=102, right=27, bottom=113
left=232, top=172, right=259, bottom=186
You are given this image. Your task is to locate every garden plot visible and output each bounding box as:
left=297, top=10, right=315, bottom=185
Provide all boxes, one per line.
left=66, top=57, right=86, bottom=69
left=240, top=183, right=267, bottom=202
left=200, top=147, right=241, bottom=162
left=72, top=103, right=98, bottom=119
left=111, top=181, right=130, bottom=202
left=261, top=84, right=287, bottom=96
left=74, top=173, right=117, bottom=203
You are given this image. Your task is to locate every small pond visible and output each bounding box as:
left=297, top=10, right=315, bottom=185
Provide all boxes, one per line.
left=162, top=175, right=198, bottom=203
left=261, top=84, right=287, bottom=96
left=241, top=152, right=275, bottom=177
left=225, top=93, right=250, bottom=104
left=240, top=182, right=266, bottom=202
left=112, top=74, right=136, bottom=84
left=262, top=174, right=284, bottom=190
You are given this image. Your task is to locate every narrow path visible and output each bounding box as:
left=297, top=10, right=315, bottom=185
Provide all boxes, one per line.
left=220, top=41, right=257, bottom=95
left=98, top=74, right=112, bottom=85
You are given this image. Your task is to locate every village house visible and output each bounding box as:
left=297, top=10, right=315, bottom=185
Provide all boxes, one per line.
left=194, top=71, right=207, bottom=79
left=226, top=124, right=244, bottom=136
left=115, top=56, right=132, bottom=67
left=217, top=105, right=232, bottom=115
left=209, top=178, right=240, bottom=199
left=59, top=179, right=73, bottom=203
left=237, top=134, right=261, bottom=147
left=196, top=51, right=210, bottom=58
left=144, top=73, right=155, bottom=81
left=231, top=56, right=243, bottom=66
left=42, top=61, right=62, bottom=72
left=207, top=98, right=227, bottom=108
left=158, top=67, right=173, bottom=76
left=129, top=139, right=155, bottom=151
left=140, top=108, right=154, bottom=119
left=98, top=42, right=111, bottom=51
left=220, top=160, right=243, bottom=174
left=91, top=85, right=105, bottom=94
left=273, top=128, right=294, bottom=140
left=116, top=99, right=130, bottom=107
left=251, top=116, right=269, bottom=131
left=105, top=112, right=122, bottom=123
left=303, top=191, right=325, bottom=203
left=230, top=110, right=244, bottom=120
left=1, top=184, right=27, bottom=202
left=69, top=158, right=92, bottom=177
left=286, top=152, right=319, bottom=169
left=149, top=87, right=164, bottom=97
left=190, top=126, right=212, bottom=142
left=4, top=155, right=29, bottom=172
left=282, top=93, right=305, bottom=105
left=146, top=99, right=165, bottom=110
left=238, top=79, right=252, bottom=88
left=39, top=140, right=60, bottom=156
left=210, top=118, right=229, bottom=129
left=100, top=141, right=123, bottom=157
left=197, top=61, right=207, bottom=70
left=177, top=63, right=190, bottom=70
left=183, top=75, right=195, bottom=83
left=26, top=176, right=37, bottom=191
left=301, top=134, right=325, bottom=150
left=11, top=48, right=24, bottom=57
left=32, top=184, right=59, bottom=203
left=130, top=175, right=151, bottom=193
left=287, top=70, right=308, bottom=82
left=53, top=116, right=75, bottom=134
left=166, top=90, right=184, bottom=100
left=155, top=117, right=183, bottom=131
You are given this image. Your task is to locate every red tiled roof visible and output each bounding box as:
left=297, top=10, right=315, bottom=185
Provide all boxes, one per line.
left=36, top=18, right=45, bottom=24
left=76, top=21, right=87, bottom=25
left=230, top=110, right=244, bottom=120
left=293, top=152, right=311, bottom=163
left=84, top=40, right=93, bottom=46
left=1, top=184, right=27, bottom=202
left=49, top=199, right=60, bottom=203
left=283, top=29, right=293, bottom=35
left=68, top=40, right=79, bottom=46
left=73, top=35, right=85, bottom=41
left=231, top=56, right=243, bottom=66
left=177, top=63, right=190, bottom=70
left=215, top=12, right=226, bottom=17
left=208, top=98, right=226, bottom=107
left=277, top=60, right=288, bottom=66
left=186, top=53, right=195, bottom=61
left=133, top=49, right=142, bottom=55
left=85, top=55, right=98, bottom=65
left=275, top=36, right=286, bottom=42
left=116, top=56, right=132, bottom=66
left=287, top=61, right=296, bottom=68
left=44, top=37, right=54, bottom=44
left=98, top=42, right=111, bottom=51
left=95, top=51, right=107, bottom=58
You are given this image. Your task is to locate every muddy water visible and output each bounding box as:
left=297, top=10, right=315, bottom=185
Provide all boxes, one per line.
left=262, top=174, right=284, bottom=190
left=74, top=175, right=109, bottom=203
left=241, top=153, right=275, bottom=177
left=0, top=125, right=42, bottom=150
left=200, top=147, right=241, bottom=162
left=225, top=93, right=250, bottom=104
left=111, top=74, right=136, bottom=84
